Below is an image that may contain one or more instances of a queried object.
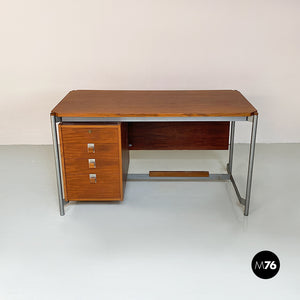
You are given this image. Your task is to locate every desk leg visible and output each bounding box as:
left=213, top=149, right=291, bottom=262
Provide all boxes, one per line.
left=228, top=121, right=235, bottom=175
left=50, top=115, right=65, bottom=216
left=227, top=116, right=258, bottom=216
left=244, top=114, right=258, bottom=216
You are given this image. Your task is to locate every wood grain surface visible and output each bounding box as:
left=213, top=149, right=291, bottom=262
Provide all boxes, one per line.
left=59, top=124, right=119, bottom=144
left=128, top=122, right=229, bottom=150
left=59, top=123, right=128, bottom=201
left=149, top=171, right=209, bottom=177
left=51, top=90, right=257, bottom=117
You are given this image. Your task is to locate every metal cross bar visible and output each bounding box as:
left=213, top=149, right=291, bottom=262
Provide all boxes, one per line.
left=127, top=174, right=230, bottom=181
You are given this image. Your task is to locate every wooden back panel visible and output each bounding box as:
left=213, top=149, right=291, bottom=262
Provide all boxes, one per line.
left=128, top=122, right=229, bottom=150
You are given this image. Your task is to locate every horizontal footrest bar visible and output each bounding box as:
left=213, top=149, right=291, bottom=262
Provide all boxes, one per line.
left=127, top=173, right=230, bottom=181
left=149, top=171, right=209, bottom=177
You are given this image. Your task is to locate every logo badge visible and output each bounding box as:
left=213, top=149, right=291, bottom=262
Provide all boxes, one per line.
left=251, top=250, right=280, bottom=279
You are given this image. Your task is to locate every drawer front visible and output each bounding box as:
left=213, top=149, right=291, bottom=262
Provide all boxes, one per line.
left=65, top=171, right=121, bottom=200
left=63, top=157, right=120, bottom=174
left=62, top=143, right=120, bottom=159
left=60, top=125, right=119, bottom=144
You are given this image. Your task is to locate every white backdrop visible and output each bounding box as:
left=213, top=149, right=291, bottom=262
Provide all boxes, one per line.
left=0, top=0, right=299, bottom=144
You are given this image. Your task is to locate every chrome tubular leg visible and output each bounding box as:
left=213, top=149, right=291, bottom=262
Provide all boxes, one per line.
left=227, top=120, right=245, bottom=206
left=50, top=115, right=65, bottom=216
left=227, top=121, right=235, bottom=175
left=244, top=115, right=258, bottom=216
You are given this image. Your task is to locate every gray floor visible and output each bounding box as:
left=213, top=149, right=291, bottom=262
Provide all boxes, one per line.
left=0, top=144, right=299, bottom=299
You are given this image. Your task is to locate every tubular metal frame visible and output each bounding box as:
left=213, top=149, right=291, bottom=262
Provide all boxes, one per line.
left=51, top=115, right=67, bottom=216
left=51, top=115, right=258, bottom=216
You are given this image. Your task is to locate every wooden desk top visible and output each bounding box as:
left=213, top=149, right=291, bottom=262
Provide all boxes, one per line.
left=51, top=90, right=257, bottom=118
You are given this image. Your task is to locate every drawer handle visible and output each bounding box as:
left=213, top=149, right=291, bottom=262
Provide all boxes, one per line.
left=89, top=159, right=96, bottom=168
left=89, top=174, right=97, bottom=184
left=87, top=143, right=95, bottom=153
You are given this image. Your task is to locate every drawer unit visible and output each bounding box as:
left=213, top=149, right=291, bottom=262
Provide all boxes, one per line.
left=59, top=123, right=129, bottom=201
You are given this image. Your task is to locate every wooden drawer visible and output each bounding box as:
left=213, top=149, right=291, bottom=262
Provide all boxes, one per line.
left=63, top=158, right=120, bottom=174
left=65, top=171, right=121, bottom=201
left=59, top=124, right=119, bottom=144
left=59, top=123, right=129, bottom=201
left=62, top=143, right=120, bottom=159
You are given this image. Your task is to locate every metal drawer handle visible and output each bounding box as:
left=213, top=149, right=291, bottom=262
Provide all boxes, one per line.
left=87, top=143, right=95, bottom=153
left=89, top=174, right=96, bottom=184
left=89, top=159, right=96, bottom=168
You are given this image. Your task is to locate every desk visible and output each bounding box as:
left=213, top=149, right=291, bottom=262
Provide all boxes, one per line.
left=51, top=90, right=258, bottom=216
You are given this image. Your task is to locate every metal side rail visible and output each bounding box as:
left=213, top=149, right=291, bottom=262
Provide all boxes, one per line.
left=226, top=115, right=258, bottom=215
left=227, top=163, right=246, bottom=206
